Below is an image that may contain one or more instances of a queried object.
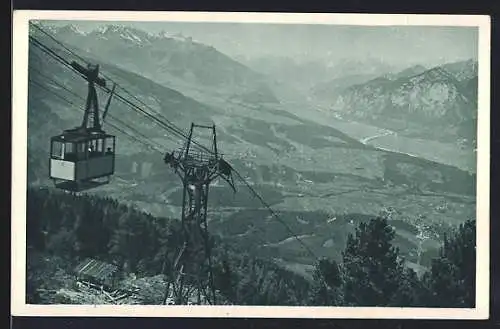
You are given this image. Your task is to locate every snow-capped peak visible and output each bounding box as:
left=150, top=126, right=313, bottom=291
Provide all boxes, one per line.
left=62, top=24, right=88, bottom=36
left=154, top=30, right=194, bottom=43
left=31, top=21, right=59, bottom=35
left=96, top=24, right=134, bottom=35
left=96, top=25, right=108, bottom=34
left=120, top=30, right=143, bottom=44
left=92, top=24, right=149, bottom=44
left=30, top=22, right=89, bottom=37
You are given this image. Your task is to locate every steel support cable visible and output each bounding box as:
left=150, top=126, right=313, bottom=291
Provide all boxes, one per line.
left=30, top=80, right=160, bottom=154
left=30, top=23, right=90, bottom=64
left=29, top=78, right=160, bottom=153
left=31, top=22, right=195, bottom=149
left=101, top=83, right=216, bottom=154
left=31, top=22, right=196, bottom=141
left=29, top=62, right=171, bottom=151
left=28, top=77, right=163, bottom=153
left=30, top=29, right=320, bottom=262
left=231, top=168, right=334, bottom=303
left=94, top=84, right=191, bottom=146
left=30, top=23, right=207, bottom=152
left=113, top=83, right=189, bottom=139
left=232, top=169, right=319, bottom=260
left=29, top=35, right=182, bottom=138
left=233, top=169, right=338, bottom=301
left=29, top=37, right=80, bottom=75
left=104, top=93, right=183, bottom=148
left=92, top=75, right=213, bottom=154
left=29, top=37, right=188, bottom=150
left=30, top=24, right=213, bottom=154
left=31, top=22, right=333, bottom=301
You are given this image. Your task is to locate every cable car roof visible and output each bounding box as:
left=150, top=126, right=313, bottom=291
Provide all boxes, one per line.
left=51, top=129, right=115, bottom=143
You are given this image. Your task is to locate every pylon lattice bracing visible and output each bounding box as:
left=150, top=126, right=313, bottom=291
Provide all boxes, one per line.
left=163, top=123, right=235, bottom=305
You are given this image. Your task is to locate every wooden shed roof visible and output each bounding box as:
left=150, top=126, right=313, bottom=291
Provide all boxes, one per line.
left=74, top=258, right=118, bottom=280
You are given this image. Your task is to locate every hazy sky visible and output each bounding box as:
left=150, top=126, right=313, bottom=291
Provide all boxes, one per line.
left=47, top=20, right=478, bottom=67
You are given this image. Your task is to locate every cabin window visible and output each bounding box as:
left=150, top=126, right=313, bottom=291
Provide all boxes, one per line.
left=88, top=139, right=96, bottom=156
left=88, top=138, right=105, bottom=158
left=77, top=142, right=87, bottom=160
left=96, top=138, right=104, bottom=153
left=63, top=142, right=75, bottom=161
left=51, top=141, right=64, bottom=159
left=105, top=137, right=115, bottom=154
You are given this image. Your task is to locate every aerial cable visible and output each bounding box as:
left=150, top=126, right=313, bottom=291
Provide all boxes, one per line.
left=31, top=84, right=333, bottom=302
left=30, top=22, right=335, bottom=303
left=29, top=64, right=171, bottom=151
left=30, top=24, right=194, bottom=140
left=30, top=22, right=90, bottom=64
left=29, top=78, right=162, bottom=153
left=231, top=168, right=334, bottom=302
left=29, top=37, right=188, bottom=149
left=94, top=78, right=213, bottom=154
left=29, top=24, right=213, bottom=154
left=30, top=22, right=196, bottom=139
left=231, top=168, right=319, bottom=261
left=31, top=33, right=318, bottom=260
left=29, top=36, right=78, bottom=74
left=111, top=83, right=188, bottom=137
left=29, top=77, right=164, bottom=153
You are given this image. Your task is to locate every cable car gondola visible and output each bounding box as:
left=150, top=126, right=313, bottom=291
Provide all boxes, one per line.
left=49, top=61, right=116, bottom=192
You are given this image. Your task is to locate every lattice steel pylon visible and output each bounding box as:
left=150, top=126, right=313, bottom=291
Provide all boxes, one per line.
left=162, top=123, right=236, bottom=305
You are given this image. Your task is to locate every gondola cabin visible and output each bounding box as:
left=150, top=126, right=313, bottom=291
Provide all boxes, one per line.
left=48, top=60, right=117, bottom=192
left=49, top=129, right=116, bottom=192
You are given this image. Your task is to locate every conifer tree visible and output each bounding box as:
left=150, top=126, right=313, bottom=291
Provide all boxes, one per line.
left=308, top=258, right=343, bottom=306
left=422, top=219, right=475, bottom=307
left=341, top=217, right=407, bottom=306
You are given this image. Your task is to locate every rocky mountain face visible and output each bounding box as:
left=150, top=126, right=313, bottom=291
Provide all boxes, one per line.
left=314, top=60, right=478, bottom=145
left=309, top=65, right=427, bottom=106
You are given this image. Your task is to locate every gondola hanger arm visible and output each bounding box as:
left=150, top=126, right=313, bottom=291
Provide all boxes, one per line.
left=102, top=83, right=117, bottom=124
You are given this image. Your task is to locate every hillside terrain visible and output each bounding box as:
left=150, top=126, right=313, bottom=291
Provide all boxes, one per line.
left=26, top=187, right=475, bottom=307
left=27, top=24, right=477, bottom=284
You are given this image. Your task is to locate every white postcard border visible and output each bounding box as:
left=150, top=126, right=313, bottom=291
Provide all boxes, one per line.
left=11, top=10, right=491, bottom=319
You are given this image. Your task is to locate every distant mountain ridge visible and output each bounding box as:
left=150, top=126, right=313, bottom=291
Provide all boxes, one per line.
left=33, top=23, right=278, bottom=105
left=334, top=60, right=477, bottom=120
left=312, top=59, right=478, bottom=145
left=382, top=64, right=428, bottom=81
left=241, top=55, right=399, bottom=91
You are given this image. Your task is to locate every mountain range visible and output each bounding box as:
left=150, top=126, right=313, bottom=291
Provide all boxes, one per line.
left=33, top=23, right=279, bottom=106
left=310, top=59, right=478, bottom=146
left=34, top=23, right=478, bottom=149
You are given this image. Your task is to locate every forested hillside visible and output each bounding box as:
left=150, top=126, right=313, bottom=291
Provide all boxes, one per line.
left=26, top=188, right=475, bottom=307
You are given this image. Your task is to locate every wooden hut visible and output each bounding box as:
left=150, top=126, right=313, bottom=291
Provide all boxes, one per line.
left=74, top=258, right=119, bottom=291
